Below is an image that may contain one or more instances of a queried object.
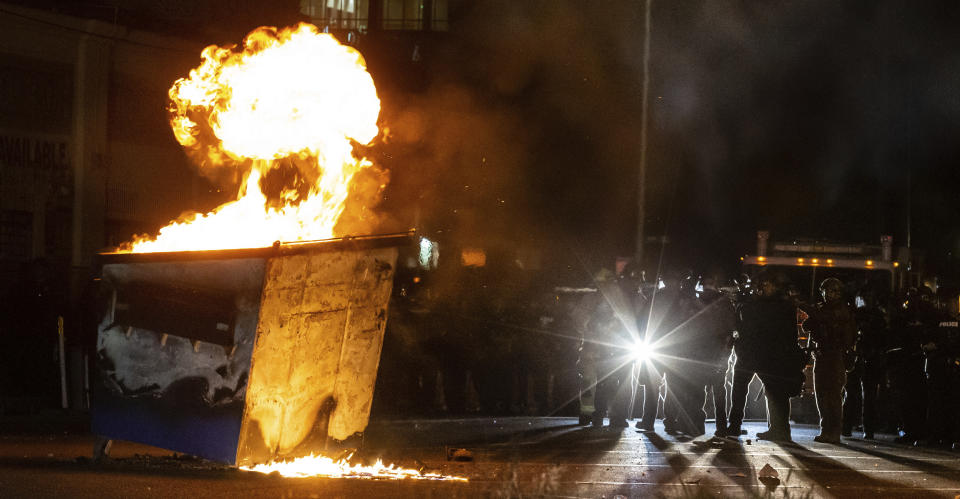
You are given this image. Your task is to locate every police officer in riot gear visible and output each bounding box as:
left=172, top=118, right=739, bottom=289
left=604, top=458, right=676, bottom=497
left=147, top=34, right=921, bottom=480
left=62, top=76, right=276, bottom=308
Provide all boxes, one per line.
left=658, top=273, right=711, bottom=437
left=887, top=287, right=930, bottom=445
left=649, top=274, right=684, bottom=432
left=577, top=268, right=635, bottom=428
left=726, top=271, right=804, bottom=441
left=919, top=290, right=960, bottom=447
left=575, top=280, right=604, bottom=426
left=699, top=274, right=736, bottom=437
left=577, top=297, right=612, bottom=426
left=803, top=277, right=857, bottom=444
left=670, top=273, right=736, bottom=437
left=633, top=274, right=662, bottom=432
left=587, top=302, right=632, bottom=427
left=842, top=286, right=888, bottom=439
left=943, top=314, right=960, bottom=450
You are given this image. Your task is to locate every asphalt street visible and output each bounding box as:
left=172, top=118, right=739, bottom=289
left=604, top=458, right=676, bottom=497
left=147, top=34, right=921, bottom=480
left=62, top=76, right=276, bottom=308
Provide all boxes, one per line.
left=1, top=416, right=959, bottom=498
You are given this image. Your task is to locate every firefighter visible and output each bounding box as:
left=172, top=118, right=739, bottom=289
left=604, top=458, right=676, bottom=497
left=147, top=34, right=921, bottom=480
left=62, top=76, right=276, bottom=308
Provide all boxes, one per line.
left=803, top=277, right=857, bottom=444
left=842, top=286, right=889, bottom=439
left=726, top=271, right=804, bottom=441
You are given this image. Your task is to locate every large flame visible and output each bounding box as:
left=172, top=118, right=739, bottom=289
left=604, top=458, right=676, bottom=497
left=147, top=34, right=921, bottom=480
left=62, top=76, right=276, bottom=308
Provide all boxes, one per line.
left=241, top=454, right=468, bottom=481
left=125, top=23, right=381, bottom=253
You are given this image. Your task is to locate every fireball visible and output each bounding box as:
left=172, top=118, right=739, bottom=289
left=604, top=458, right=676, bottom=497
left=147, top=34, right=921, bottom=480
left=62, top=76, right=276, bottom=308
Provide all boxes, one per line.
left=125, top=23, right=382, bottom=253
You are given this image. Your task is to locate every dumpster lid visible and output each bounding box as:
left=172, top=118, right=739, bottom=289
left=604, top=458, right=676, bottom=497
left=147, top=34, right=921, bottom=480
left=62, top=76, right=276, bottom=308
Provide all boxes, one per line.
left=97, top=231, right=416, bottom=264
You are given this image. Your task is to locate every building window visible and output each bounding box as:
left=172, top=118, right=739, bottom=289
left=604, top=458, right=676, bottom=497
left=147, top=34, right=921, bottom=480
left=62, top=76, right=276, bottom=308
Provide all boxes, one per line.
left=301, top=0, right=369, bottom=31
left=382, top=0, right=448, bottom=31
left=300, top=0, right=448, bottom=32
left=382, top=0, right=421, bottom=30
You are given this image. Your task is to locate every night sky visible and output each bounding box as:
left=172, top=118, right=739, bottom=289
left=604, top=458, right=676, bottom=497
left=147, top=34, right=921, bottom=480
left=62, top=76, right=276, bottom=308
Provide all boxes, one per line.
left=649, top=2, right=960, bottom=271
left=375, top=1, right=960, bottom=281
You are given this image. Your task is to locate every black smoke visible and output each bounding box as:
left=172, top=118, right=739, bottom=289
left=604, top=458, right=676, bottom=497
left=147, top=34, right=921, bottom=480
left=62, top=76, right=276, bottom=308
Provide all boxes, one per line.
left=372, top=1, right=960, bottom=277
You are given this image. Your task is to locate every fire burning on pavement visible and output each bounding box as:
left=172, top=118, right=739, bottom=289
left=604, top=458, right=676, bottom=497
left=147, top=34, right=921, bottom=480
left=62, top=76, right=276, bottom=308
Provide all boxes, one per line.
left=124, top=23, right=383, bottom=253
left=241, top=454, right=467, bottom=481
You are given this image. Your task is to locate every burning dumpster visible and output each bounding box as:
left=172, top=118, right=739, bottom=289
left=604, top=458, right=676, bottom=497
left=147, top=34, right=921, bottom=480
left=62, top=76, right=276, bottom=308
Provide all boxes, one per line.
left=92, top=233, right=409, bottom=466
left=83, top=21, right=423, bottom=472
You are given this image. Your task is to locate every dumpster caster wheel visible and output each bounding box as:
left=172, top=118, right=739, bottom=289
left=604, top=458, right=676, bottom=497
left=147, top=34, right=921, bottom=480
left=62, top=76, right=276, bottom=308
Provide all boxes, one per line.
left=93, top=435, right=113, bottom=463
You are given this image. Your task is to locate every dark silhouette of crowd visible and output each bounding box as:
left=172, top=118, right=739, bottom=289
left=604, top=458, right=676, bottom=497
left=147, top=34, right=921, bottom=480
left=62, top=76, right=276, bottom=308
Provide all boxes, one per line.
left=371, top=255, right=960, bottom=450
left=570, top=264, right=960, bottom=449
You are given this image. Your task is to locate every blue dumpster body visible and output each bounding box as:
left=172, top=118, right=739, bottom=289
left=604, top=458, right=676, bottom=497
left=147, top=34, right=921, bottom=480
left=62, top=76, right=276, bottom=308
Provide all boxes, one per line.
left=91, top=234, right=406, bottom=465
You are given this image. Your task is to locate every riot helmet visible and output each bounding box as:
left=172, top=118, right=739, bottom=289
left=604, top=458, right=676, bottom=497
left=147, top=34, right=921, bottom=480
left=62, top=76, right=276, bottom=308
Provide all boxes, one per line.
left=819, top=277, right=845, bottom=304
left=678, top=271, right=698, bottom=299
left=754, top=270, right=787, bottom=297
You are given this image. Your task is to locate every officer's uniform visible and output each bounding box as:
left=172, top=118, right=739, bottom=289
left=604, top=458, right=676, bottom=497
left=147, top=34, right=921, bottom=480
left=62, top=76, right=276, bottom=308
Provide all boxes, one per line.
left=728, top=278, right=804, bottom=441
left=633, top=283, right=661, bottom=430
left=842, top=295, right=888, bottom=439
left=575, top=291, right=601, bottom=424
left=803, top=279, right=857, bottom=443
left=923, top=314, right=960, bottom=445
left=640, top=279, right=691, bottom=433
left=699, top=288, right=736, bottom=436
left=670, top=285, right=735, bottom=437
left=887, top=294, right=930, bottom=444
left=659, top=281, right=710, bottom=437
left=578, top=275, right=635, bottom=427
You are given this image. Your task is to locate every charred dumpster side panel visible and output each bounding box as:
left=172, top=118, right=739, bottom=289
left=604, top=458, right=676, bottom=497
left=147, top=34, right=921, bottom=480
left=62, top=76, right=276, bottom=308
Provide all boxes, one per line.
left=328, top=253, right=396, bottom=440
left=235, top=246, right=398, bottom=466
left=91, top=234, right=409, bottom=466
left=91, top=258, right=266, bottom=464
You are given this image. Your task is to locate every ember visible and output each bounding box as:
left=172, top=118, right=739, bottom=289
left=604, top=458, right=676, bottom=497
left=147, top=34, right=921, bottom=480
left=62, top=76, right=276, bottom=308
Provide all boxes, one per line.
left=124, top=23, right=382, bottom=253
left=241, top=454, right=468, bottom=481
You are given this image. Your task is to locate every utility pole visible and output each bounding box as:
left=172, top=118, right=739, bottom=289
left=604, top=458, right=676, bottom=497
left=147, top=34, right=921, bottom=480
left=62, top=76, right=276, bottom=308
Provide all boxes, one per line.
left=906, top=168, right=912, bottom=249
left=636, top=0, right=652, bottom=266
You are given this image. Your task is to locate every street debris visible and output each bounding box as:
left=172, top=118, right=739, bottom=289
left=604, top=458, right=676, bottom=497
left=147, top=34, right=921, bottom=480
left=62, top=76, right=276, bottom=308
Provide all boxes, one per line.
left=758, top=463, right=781, bottom=488
left=758, top=464, right=779, bottom=479
left=446, top=448, right=474, bottom=462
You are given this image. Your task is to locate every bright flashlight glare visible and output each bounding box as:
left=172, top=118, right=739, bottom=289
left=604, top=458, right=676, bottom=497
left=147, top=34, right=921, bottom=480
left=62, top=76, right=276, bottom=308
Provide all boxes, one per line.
left=632, top=341, right=653, bottom=362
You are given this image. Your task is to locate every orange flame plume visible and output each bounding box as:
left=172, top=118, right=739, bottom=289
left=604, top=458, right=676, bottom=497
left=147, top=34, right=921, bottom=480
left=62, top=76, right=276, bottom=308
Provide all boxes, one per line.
left=124, top=23, right=381, bottom=253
